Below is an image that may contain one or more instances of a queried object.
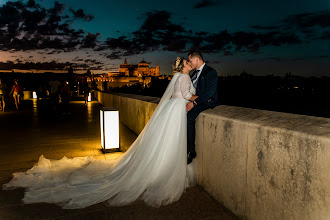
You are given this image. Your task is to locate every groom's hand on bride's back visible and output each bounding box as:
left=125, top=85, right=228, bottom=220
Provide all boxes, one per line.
left=186, top=102, right=194, bottom=112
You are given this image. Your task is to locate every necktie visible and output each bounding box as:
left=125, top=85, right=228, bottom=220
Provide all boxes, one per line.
left=191, top=70, right=200, bottom=88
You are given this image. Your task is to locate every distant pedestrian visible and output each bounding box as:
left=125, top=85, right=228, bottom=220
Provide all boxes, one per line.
left=82, top=79, right=90, bottom=105
left=60, top=81, right=71, bottom=114
left=49, top=77, right=61, bottom=110
left=0, top=78, right=7, bottom=112
left=38, top=83, right=47, bottom=101
left=9, top=80, right=22, bottom=110
left=49, top=77, right=61, bottom=97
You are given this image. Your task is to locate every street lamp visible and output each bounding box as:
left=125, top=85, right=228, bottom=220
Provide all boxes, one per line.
left=100, top=107, right=120, bottom=152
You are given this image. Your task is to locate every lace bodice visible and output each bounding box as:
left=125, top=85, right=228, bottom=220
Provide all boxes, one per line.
left=172, top=73, right=195, bottom=101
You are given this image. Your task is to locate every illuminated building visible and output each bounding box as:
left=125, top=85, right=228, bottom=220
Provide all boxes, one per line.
left=109, top=59, right=160, bottom=77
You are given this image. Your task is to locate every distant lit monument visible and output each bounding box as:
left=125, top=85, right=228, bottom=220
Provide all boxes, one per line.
left=89, top=58, right=169, bottom=89
left=109, top=59, right=160, bottom=77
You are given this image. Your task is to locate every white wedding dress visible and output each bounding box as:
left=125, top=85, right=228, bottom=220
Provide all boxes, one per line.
left=2, top=72, right=196, bottom=209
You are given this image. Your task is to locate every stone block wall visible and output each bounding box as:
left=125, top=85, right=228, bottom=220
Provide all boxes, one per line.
left=94, top=91, right=160, bottom=135
left=94, top=91, right=330, bottom=220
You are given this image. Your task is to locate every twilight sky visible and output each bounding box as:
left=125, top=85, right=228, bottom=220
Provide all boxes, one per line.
left=0, top=0, right=330, bottom=76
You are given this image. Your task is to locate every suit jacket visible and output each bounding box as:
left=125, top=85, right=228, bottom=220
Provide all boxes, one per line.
left=191, top=64, right=219, bottom=108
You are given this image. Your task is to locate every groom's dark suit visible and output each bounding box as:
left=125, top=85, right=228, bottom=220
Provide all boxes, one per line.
left=187, top=64, right=219, bottom=163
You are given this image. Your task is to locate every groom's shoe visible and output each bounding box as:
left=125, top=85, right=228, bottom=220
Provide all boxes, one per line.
left=187, top=151, right=196, bottom=164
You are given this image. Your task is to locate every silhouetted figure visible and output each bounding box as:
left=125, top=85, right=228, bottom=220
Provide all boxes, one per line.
left=68, top=64, right=77, bottom=92
left=86, top=69, right=91, bottom=77
left=68, top=65, right=74, bottom=75
left=82, top=79, right=90, bottom=105
left=38, top=83, right=47, bottom=102
left=60, top=81, right=70, bottom=114
left=10, top=80, right=23, bottom=110
left=49, top=77, right=61, bottom=111
left=0, top=78, right=7, bottom=112
left=91, top=76, right=97, bottom=90
left=103, top=81, right=108, bottom=92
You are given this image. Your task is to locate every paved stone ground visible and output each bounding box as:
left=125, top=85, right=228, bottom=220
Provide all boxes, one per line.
left=0, top=97, right=238, bottom=220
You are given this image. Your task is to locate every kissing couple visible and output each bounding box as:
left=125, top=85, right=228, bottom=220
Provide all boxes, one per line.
left=3, top=50, right=219, bottom=209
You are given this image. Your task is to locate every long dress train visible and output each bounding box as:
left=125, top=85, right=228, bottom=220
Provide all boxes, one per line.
left=2, top=72, right=196, bottom=209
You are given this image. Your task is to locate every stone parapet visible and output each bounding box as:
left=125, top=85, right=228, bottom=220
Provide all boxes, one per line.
left=94, top=91, right=330, bottom=220
left=94, top=91, right=160, bottom=135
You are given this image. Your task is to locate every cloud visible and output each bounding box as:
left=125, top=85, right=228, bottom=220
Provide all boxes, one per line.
left=193, top=0, right=217, bottom=9
left=0, top=60, right=68, bottom=70
left=0, top=60, right=105, bottom=71
left=261, top=57, right=282, bottom=62
left=105, top=11, right=190, bottom=56
left=163, top=38, right=187, bottom=52
left=284, top=10, right=330, bottom=28
left=320, top=31, right=330, bottom=39
left=260, top=56, right=311, bottom=62
left=317, top=55, right=330, bottom=58
left=280, top=10, right=330, bottom=40
left=132, top=10, right=188, bottom=51
left=0, top=0, right=97, bottom=51
left=69, top=8, right=94, bottom=21
left=195, top=29, right=300, bottom=54
left=1, top=3, right=328, bottom=60
left=80, top=33, right=100, bottom=49
left=84, top=59, right=103, bottom=65
left=105, top=36, right=133, bottom=51
left=47, top=50, right=58, bottom=54
left=100, top=10, right=309, bottom=57
left=251, top=25, right=280, bottom=30
left=106, top=51, right=122, bottom=60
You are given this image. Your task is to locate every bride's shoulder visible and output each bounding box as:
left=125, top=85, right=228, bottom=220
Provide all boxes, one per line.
left=180, top=73, right=190, bottom=79
left=173, top=72, right=190, bottom=81
left=172, top=72, right=181, bottom=78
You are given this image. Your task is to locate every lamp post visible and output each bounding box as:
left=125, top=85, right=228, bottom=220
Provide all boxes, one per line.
left=100, top=107, right=120, bottom=152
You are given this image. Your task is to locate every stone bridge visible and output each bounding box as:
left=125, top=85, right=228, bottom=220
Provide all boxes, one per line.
left=95, top=91, right=330, bottom=220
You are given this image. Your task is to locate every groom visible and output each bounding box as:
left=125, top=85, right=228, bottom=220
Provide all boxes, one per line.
left=186, top=50, right=219, bottom=164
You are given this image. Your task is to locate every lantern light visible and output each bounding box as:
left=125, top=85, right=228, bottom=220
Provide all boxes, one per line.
left=100, top=107, right=120, bottom=152
left=88, top=92, right=92, bottom=102
left=32, top=91, right=37, bottom=99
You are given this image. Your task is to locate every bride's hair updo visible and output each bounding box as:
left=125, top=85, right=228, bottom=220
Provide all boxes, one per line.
left=172, top=57, right=185, bottom=72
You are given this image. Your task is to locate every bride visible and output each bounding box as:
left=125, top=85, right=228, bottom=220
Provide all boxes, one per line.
left=2, top=57, right=198, bottom=209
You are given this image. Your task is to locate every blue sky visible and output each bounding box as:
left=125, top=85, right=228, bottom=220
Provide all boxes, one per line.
left=0, top=0, right=330, bottom=76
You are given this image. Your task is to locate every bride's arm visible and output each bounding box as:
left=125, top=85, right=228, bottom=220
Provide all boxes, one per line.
left=180, top=74, right=195, bottom=101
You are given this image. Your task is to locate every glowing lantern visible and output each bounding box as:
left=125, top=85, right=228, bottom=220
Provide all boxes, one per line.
left=32, top=91, right=37, bottom=99
left=88, top=92, right=92, bottom=102
left=100, top=107, right=119, bottom=152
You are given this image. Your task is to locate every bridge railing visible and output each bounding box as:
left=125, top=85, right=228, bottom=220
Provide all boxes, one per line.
left=94, top=90, right=330, bottom=220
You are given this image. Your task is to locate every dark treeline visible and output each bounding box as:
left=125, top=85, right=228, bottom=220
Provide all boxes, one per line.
left=0, top=72, right=72, bottom=91
left=111, top=77, right=170, bottom=98
left=0, top=61, right=99, bottom=71
left=111, top=72, right=330, bottom=118
left=218, top=73, right=330, bottom=117
left=0, top=61, right=70, bottom=71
